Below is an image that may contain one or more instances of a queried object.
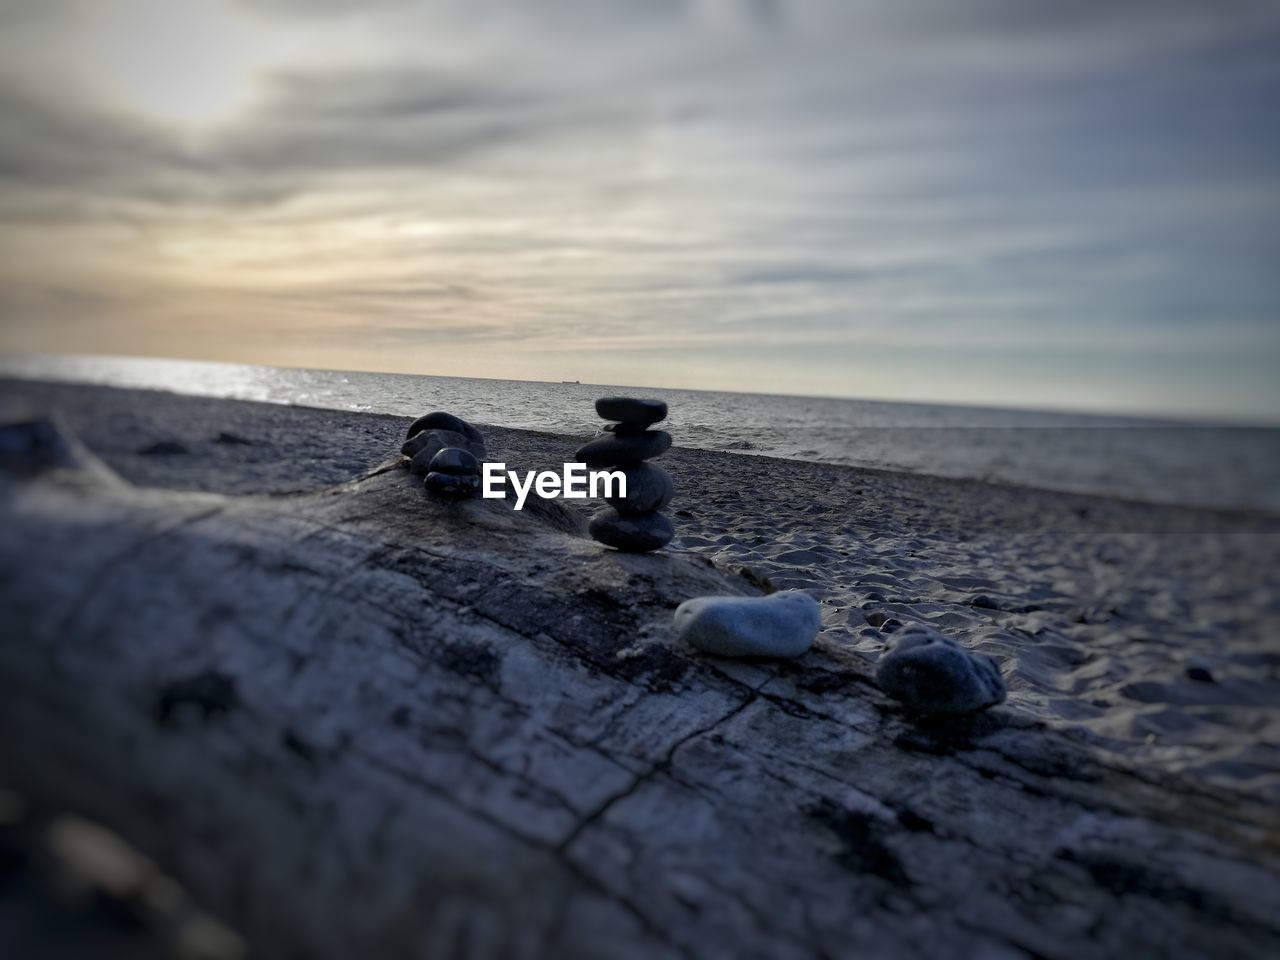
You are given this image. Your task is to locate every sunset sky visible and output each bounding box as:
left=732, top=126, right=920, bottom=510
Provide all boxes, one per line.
left=0, top=0, right=1277, bottom=418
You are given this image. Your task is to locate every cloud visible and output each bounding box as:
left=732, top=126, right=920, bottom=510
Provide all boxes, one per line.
left=0, top=0, right=1277, bottom=417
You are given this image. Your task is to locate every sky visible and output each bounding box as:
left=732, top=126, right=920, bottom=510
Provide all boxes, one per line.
left=0, top=0, right=1277, bottom=419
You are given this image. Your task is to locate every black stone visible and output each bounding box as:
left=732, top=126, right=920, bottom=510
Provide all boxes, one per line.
left=575, top=430, right=671, bottom=467
left=1186, top=666, right=1215, bottom=683
left=406, top=430, right=473, bottom=472
left=875, top=625, right=1007, bottom=714
left=404, top=428, right=485, bottom=461
left=429, top=447, right=480, bottom=477
left=407, top=412, right=469, bottom=440
left=456, top=420, right=485, bottom=444
left=424, top=471, right=481, bottom=499
left=595, top=397, right=667, bottom=427
left=604, top=463, right=674, bottom=516
left=588, top=509, right=674, bottom=552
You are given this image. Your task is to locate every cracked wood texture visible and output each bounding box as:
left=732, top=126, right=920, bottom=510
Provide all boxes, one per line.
left=1, top=452, right=1278, bottom=960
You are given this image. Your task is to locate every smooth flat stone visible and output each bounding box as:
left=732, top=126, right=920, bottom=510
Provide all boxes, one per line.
left=875, top=625, right=1006, bottom=714
left=672, top=591, right=820, bottom=659
left=429, top=447, right=480, bottom=477
left=605, top=464, right=674, bottom=516
left=595, top=397, right=667, bottom=427
left=575, top=430, right=671, bottom=467
left=424, top=471, right=481, bottom=499
left=588, top=509, right=673, bottom=552
left=406, top=411, right=470, bottom=440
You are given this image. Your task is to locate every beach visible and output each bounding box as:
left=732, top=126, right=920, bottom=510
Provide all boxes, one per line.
left=4, top=377, right=1277, bottom=798
left=1, top=378, right=1278, bottom=958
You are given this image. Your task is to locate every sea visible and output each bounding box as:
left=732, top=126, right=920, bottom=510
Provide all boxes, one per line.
left=2, top=353, right=1278, bottom=514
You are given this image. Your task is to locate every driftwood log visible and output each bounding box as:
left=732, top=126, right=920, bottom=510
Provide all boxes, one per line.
left=1, top=424, right=1278, bottom=959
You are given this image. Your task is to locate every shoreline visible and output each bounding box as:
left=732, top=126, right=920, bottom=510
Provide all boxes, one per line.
left=6, top=349, right=1278, bottom=428
left=3, top=375, right=1277, bottom=524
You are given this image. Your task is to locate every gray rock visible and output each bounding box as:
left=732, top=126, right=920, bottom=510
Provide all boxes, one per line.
left=673, top=591, right=821, bottom=659
left=588, top=509, right=674, bottom=552
left=875, top=625, right=1006, bottom=714
left=406, top=430, right=473, bottom=473
left=605, top=464, right=674, bottom=516
left=429, top=447, right=479, bottom=477
left=595, top=397, right=667, bottom=427
left=424, top=471, right=481, bottom=499
left=406, top=412, right=470, bottom=440
left=575, top=430, right=671, bottom=467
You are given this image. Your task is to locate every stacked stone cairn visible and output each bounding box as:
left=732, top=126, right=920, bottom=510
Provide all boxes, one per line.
left=402, top=412, right=487, bottom=500
left=577, top=397, right=675, bottom=552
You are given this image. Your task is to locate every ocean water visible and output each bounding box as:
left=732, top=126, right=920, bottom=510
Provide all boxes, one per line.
left=2, top=353, right=1278, bottom=513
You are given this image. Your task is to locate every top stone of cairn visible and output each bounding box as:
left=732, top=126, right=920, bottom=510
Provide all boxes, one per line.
left=595, top=397, right=667, bottom=428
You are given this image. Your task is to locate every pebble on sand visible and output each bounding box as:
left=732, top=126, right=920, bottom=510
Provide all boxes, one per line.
left=875, top=625, right=1006, bottom=714
left=588, top=508, right=674, bottom=552
left=673, top=591, right=821, bottom=659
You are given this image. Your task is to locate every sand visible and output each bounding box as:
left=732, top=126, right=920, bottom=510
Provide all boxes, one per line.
left=3, top=376, right=1277, bottom=803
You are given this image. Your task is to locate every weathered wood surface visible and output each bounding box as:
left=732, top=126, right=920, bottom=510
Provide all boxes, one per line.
left=1, top=434, right=1278, bottom=960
